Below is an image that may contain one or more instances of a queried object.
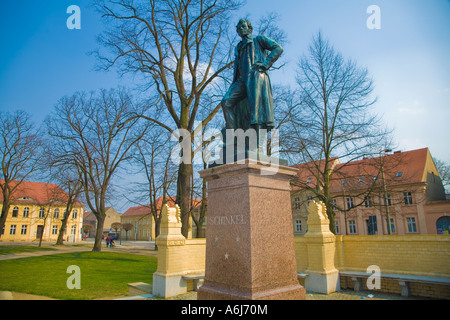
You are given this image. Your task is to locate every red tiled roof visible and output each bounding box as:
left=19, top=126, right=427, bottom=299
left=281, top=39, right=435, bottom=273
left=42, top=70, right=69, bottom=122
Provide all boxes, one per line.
left=0, top=180, right=84, bottom=207
left=291, top=148, right=433, bottom=193
left=290, top=157, right=339, bottom=191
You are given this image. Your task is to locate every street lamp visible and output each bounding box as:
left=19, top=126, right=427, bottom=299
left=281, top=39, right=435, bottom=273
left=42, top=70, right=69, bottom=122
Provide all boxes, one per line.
left=379, top=148, right=392, bottom=235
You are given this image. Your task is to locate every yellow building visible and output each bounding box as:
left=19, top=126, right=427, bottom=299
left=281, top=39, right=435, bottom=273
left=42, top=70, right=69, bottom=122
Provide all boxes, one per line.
left=0, top=180, right=84, bottom=242
left=291, top=148, right=450, bottom=236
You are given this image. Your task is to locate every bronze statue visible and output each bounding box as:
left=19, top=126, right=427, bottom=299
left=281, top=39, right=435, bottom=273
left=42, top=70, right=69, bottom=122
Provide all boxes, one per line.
left=221, top=18, right=283, bottom=133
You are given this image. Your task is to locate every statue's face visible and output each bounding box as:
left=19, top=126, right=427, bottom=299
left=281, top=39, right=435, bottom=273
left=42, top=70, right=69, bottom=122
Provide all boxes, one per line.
left=236, top=21, right=251, bottom=38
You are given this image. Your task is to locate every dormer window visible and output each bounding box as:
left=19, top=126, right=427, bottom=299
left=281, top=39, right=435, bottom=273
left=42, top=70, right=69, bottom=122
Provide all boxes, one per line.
left=396, top=172, right=403, bottom=177
left=306, top=178, right=312, bottom=184
left=359, top=178, right=364, bottom=183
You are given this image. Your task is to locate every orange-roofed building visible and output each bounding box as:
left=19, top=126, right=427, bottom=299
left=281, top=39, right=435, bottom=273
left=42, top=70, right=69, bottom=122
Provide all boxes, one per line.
left=120, top=197, right=203, bottom=240
left=0, top=180, right=84, bottom=242
left=291, top=148, right=450, bottom=236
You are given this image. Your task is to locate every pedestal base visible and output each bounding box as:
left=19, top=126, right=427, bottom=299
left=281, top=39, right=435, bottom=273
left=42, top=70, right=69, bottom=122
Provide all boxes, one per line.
left=198, top=161, right=305, bottom=300
left=198, top=282, right=305, bottom=300
left=304, top=270, right=340, bottom=294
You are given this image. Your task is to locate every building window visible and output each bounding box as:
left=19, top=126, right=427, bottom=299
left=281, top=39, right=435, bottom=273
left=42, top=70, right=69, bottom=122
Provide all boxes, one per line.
left=12, top=207, right=19, bottom=218
left=307, top=196, right=313, bottom=206
left=366, top=216, right=377, bottom=235
left=346, top=197, right=354, bottom=209
left=39, top=208, right=45, bottom=218
left=54, top=209, right=60, bottom=219
left=403, top=192, right=413, bottom=205
left=52, top=226, right=58, bottom=235
left=406, top=217, right=417, bottom=233
left=72, top=209, right=77, bottom=219
left=348, top=220, right=356, bottom=234
left=396, top=172, right=403, bottom=177
left=295, top=220, right=302, bottom=232
left=364, top=196, right=372, bottom=208
left=294, top=197, right=301, bottom=210
left=21, top=225, right=27, bottom=235
left=10, top=225, right=16, bottom=235
left=383, top=194, right=392, bottom=206
left=71, top=225, right=76, bottom=235
left=23, top=207, right=30, bottom=218
left=332, top=199, right=337, bottom=210
left=335, top=219, right=339, bottom=234
left=386, top=218, right=395, bottom=233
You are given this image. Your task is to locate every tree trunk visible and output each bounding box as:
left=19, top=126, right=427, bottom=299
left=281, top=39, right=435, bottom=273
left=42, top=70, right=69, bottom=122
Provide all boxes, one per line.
left=93, top=214, right=106, bottom=252
left=0, top=196, right=10, bottom=239
left=0, top=206, right=9, bottom=239
left=177, top=162, right=193, bottom=238
left=56, top=210, right=71, bottom=245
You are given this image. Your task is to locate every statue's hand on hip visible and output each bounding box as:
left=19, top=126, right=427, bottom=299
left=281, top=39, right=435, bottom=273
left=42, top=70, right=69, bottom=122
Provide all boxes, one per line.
left=252, top=62, right=268, bottom=72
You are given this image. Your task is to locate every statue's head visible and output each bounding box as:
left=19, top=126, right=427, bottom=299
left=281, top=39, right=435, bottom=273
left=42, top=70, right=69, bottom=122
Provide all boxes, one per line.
left=236, top=18, right=253, bottom=38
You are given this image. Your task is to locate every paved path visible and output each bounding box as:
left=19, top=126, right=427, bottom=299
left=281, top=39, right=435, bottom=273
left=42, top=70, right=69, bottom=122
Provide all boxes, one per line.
left=0, top=241, right=158, bottom=261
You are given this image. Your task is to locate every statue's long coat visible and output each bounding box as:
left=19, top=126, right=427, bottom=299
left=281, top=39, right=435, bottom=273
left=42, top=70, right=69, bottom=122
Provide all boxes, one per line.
left=232, top=35, right=283, bottom=130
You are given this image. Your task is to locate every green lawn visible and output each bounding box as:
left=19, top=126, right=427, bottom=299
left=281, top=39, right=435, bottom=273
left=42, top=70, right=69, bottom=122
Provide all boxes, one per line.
left=0, top=251, right=157, bottom=300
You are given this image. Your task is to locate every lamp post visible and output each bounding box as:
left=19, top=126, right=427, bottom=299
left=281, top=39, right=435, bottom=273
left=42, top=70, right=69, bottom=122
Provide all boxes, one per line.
left=379, top=148, right=392, bottom=235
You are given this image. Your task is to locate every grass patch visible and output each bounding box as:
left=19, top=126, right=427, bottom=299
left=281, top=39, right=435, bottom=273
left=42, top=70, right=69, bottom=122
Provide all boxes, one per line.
left=0, top=251, right=157, bottom=300
left=0, top=245, right=57, bottom=255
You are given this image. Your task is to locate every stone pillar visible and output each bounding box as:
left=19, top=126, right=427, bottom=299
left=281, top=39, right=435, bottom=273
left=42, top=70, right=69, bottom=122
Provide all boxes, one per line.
left=304, top=201, right=340, bottom=294
left=152, top=204, right=187, bottom=298
left=198, top=161, right=306, bottom=300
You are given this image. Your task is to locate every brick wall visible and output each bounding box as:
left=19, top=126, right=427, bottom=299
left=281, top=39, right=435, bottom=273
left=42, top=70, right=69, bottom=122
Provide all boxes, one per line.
left=296, top=234, right=450, bottom=299
left=334, top=234, right=450, bottom=277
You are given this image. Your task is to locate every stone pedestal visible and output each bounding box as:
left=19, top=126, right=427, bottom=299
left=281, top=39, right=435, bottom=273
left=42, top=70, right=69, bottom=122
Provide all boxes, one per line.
left=304, top=201, right=340, bottom=294
left=197, top=160, right=306, bottom=300
left=152, top=204, right=188, bottom=299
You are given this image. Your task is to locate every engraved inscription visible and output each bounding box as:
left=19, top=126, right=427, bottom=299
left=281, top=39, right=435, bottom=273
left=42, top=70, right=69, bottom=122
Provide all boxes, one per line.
left=209, top=215, right=246, bottom=226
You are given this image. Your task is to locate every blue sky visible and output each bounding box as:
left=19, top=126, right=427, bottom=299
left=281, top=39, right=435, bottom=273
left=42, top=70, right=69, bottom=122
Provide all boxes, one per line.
left=1, top=0, right=449, bottom=165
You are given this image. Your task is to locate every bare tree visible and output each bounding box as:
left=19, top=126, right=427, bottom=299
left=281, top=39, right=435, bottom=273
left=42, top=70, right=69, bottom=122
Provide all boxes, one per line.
left=122, top=222, right=133, bottom=240
left=435, top=159, right=450, bottom=193
left=55, top=178, right=83, bottom=245
left=285, top=32, right=391, bottom=232
left=46, top=89, right=149, bottom=251
left=93, top=0, right=244, bottom=238
left=82, top=224, right=94, bottom=239
left=0, top=110, right=43, bottom=239
left=131, top=128, right=178, bottom=241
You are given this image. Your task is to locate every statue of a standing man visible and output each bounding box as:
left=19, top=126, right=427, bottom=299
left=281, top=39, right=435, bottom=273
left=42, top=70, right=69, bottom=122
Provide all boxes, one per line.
left=221, top=18, right=283, bottom=135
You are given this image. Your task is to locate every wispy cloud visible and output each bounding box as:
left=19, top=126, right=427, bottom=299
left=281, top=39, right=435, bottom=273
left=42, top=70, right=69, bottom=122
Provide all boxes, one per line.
left=397, top=100, right=427, bottom=116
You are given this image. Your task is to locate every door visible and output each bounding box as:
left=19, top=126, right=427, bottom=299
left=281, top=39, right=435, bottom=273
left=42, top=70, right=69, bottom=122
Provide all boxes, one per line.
left=36, top=225, right=44, bottom=239
left=436, top=216, right=450, bottom=234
